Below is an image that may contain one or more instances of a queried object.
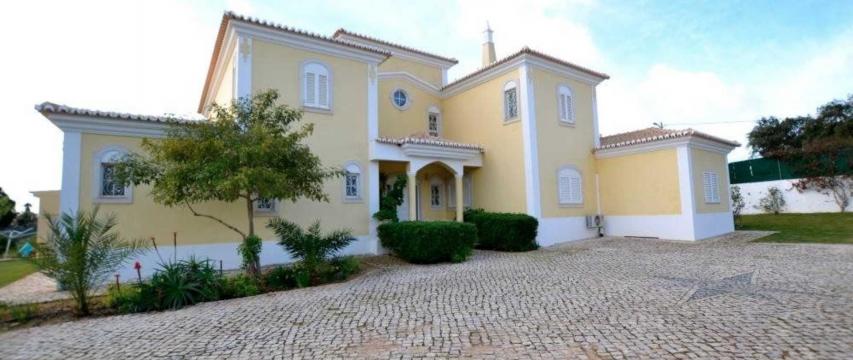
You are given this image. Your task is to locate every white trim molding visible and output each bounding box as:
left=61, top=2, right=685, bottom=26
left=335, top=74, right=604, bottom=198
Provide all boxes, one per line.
left=595, top=135, right=737, bottom=159
left=537, top=216, right=598, bottom=247
left=377, top=72, right=441, bottom=95
left=59, top=131, right=82, bottom=215
left=519, top=64, right=541, bottom=218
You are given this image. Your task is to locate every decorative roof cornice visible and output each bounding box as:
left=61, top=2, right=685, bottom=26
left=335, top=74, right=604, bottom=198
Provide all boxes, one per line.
left=35, top=102, right=204, bottom=123
left=443, top=46, right=609, bottom=93
left=198, top=12, right=392, bottom=113
left=333, top=28, right=459, bottom=66
left=376, top=135, right=484, bottom=152
left=597, top=127, right=740, bottom=150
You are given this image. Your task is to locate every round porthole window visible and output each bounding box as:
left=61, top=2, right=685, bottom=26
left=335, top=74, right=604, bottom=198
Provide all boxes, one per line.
left=391, top=88, right=410, bottom=110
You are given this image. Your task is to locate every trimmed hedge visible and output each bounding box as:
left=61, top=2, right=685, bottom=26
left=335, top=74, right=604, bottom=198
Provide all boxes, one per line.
left=464, top=209, right=539, bottom=251
left=378, top=221, right=477, bottom=264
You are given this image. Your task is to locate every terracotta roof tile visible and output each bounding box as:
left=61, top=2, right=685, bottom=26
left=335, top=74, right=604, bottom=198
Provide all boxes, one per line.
left=443, top=47, right=609, bottom=91
left=35, top=102, right=204, bottom=123
left=598, top=127, right=740, bottom=150
left=377, top=133, right=484, bottom=152
left=333, top=29, right=458, bottom=65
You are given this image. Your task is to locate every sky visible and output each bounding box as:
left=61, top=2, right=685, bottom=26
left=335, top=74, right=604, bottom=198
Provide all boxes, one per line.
left=1, top=0, right=851, bottom=212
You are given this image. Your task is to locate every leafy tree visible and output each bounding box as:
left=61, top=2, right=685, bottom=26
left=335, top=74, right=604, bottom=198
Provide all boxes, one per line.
left=747, top=95, right=852, bottom=212
left=758, top=186, right=786, bottom=214
left=730, top=185, right=746, bottom=225
left=32, top=208, right=147, bottom=315
left=0, top=187, right=17, bottom=229
left=268, top=218, right=354, bottom=283
left=13, top=203, right=38, bottom=230
left=115, top=90, right=339, bottom=276
left=373, top=175, right=407, bottom=222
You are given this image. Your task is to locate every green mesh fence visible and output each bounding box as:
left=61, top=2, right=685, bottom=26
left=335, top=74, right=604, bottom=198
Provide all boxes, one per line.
left=729, top=150, right=852, bottom=184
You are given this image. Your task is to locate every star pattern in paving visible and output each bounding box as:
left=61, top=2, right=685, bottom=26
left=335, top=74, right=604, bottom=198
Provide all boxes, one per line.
left=659, top=271, right=814, bottom=303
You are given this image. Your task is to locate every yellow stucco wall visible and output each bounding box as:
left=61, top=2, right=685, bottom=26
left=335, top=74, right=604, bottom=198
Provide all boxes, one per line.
left=597, top=149, right=682, bottom=216
left=378, top=78, right=442, bottom=139
left=532, top=67, right=598, bottom=217
left=212, top=51, right=235, bottom=107
left=378, top=57, right=443, bottom=87
left=442, top=69, right=526, bottom=213
left=692, top=148, right=731, bottom=213
left=32, top=190, right=59, bottom=243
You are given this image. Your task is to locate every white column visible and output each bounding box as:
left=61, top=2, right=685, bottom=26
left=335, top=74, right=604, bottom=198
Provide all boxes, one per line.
left=408, top=172, right=418, bottom=221
left=519, top=63, right=540, bottom=218
left=367, top=63, right=380, bottom=252
left=234, top=35, right=252, bottom=100
left=59, top=131, right=82, bottom=215
left=455, top=174, right=464, bottom=222
left=676, top=145, right=697, bottom=240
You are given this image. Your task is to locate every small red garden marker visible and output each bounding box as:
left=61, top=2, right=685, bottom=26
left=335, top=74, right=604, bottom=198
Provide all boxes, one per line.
left=134, top=261, right=142, bottom=283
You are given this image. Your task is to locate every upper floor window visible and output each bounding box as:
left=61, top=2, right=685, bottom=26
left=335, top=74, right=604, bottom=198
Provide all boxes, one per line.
left=557, top=166, right=583, bottom=205
left=344, top=162, right=362, bottom=201
left=503, top=81, right=518, bottom=121
left=557, top=85, right=574, bottom=124
left=703, top=171, right=720, bottom=203
left=427, top=106, right=441, bottom=137
left=391, top=88, right=410, bottom=110
left=302, top=62, right=330, bottom=109
left=94, top=146, right=132, bottom=203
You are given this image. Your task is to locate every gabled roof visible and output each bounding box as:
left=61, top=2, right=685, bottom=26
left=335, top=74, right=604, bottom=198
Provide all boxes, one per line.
left=377, top=133, right=484, bottom=152
left=35, top=102, right=204, bottom=123
left=443, top=47, right=609, bottom=91
left=333, top=28, right=459, bottom=66
left=198, top=12, right=391, bottom=113
left=598, top=127, right=740, bottom=150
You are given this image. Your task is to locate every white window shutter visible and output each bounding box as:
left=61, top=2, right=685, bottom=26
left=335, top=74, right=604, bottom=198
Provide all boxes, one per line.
left=570, top=176, right=581, bottom=203
left=711, top=173, right=719, bottom=202
left=559, top=94, right=567, bottom=120
left=318, top=74, right=328, bottom=107
left=305, top=72, right=316, bottom=106
left=566, top=95, right=574, bottom=121
left=558, top=175, right=571, bottom=204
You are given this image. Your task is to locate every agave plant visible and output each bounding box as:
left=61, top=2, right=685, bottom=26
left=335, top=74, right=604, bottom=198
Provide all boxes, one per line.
left=33, top=207, right=146, bottom=315
left=268, top=219, right=354, bottom=282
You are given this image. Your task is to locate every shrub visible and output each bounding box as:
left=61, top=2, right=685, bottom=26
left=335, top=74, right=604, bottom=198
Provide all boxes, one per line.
left=373, top=175, right=407, bottom=222
left=220, top=274, right=260, bottom=299
left=378, top=221, right=476, bottom=264
left=268, top=219, right=355, bottom=284
left=147, top=257, right=221, bottom=310
left=263, top=265, right=298, bottom=291
left=105, top=284, right=151, bottom=314
left=758, top=186, right=786, bottom=214
left=731, top=185, right=746, bottom=225
left=323, top=256, right=360, bottom=282
left=464, top=209, right=539, bottom=251
left=32, top=207, right=147, bottom=315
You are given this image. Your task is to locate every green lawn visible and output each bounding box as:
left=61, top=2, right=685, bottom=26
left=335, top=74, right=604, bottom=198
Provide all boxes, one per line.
left=0, top=259, right=38, bottom=288
left=738, top=213, right=853, bottom=244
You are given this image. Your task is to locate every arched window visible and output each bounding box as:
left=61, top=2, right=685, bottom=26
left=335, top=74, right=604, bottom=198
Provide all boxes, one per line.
left=557, top=166, right=583, bottom=205
left=429, top=176, right=444, bottom=208
left=302, top=62, right=331, bottom=109
left=427, top=106, right=441, bottom=137
left=557, top=85, right=574, bottom=124
left=93, top=146, right=131, bottom=203
left=503, top=81, right=518, bottom=121
left=343, top=162, right=362, bottom=201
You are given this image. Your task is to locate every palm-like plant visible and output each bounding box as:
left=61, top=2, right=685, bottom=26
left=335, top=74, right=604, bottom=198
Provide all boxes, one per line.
left=33, top=207, right=146, bottom=315
left=268, top=219, right=354, bottom=281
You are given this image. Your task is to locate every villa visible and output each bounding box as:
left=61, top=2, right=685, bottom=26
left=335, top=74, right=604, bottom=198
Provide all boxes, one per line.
left=32, top=12, right=738, bottom=278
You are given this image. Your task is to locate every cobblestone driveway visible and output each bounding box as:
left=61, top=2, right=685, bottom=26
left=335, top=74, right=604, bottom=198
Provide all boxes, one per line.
left=2, top=232, right=851, bottom=359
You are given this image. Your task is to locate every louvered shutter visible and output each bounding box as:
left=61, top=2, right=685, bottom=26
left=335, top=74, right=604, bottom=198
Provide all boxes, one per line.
left=558, top=174, right=571, bottom=204
left=559, top=94, right=567, bottom=120
left=703, top=172, right=713, bottom=202
left=570, top=176, right=582, bottom=203
left=305, top=72, right=316, bottom=106
left=565, top=94, right=573, bottom=122
left=318, top=74, right=328, bottom=107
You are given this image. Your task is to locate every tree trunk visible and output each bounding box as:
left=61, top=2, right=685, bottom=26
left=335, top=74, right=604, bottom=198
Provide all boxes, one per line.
left=244, top=197, right=260, bottom=277
left=246, top=197, right=255, bottom=237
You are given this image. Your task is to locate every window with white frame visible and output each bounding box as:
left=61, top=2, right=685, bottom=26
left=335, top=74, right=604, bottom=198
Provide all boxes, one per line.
left=303, top=62, right=330, bottom=109
left=557, top=166, right=583, bottom=205
left=95, top=148, right=130, bottom=201
left=344, top=162, right=362, bottom=201
left=503, top=81, right=518, bottom=121
left=703, top=171, right=720, bottom=203
left=427, top=106, right=441, bottom=137
left=429, top=176, right=443, bottom=208
left=391, top=88, right=410, bottom=110
left=254, top=198, right=276, bottom=213
left=557, top=85, right=575, bottom=124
